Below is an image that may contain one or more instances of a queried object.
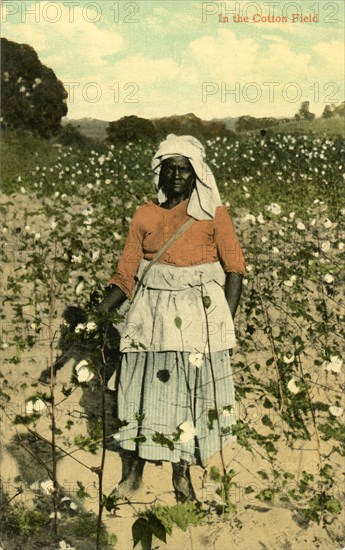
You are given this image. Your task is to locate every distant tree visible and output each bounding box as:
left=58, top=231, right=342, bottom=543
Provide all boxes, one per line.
left=1, top=38, right=68, bottom=137
left=322, top=105, right=334, bottom=119
left=235, top=116, right=279, bottom=132
left=294, top=101, right=315, bottom=121
left=56, top=123, right=94, bottom=149
left=333, top=102, right=345, bottom=117
left=106, top=115, right=157, bottom=144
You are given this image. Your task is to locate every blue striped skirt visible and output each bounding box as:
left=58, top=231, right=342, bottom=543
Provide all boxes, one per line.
left=115, top=350, right=237, bottom=466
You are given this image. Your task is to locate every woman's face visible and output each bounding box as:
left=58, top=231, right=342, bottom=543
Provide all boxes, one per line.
left=159, top=155, right=196, bottom=200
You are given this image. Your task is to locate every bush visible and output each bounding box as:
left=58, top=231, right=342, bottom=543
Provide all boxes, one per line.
left=1, top=38, right=68, bottom=138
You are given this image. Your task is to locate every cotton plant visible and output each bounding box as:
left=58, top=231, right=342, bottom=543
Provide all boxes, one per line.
left=1, top=130, right=344, bottom=541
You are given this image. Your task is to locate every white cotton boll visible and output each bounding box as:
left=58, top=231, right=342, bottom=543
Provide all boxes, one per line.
left=266, top=203, right=282, bottom=215
left=75, top=324, right=85, bottom=333
left=75, top=360, right=94, bottom=383
left=69, top=502, right=78, bottom=511
left=49, top=512, right=61, bottom=519
left=272, top=247, right=279, bottom=255
left=284, top=279, right=293, bottom=288
left=324, top=219, right=333, bottom=229
left=105, top=179, right=111, bottom=185
left=91, top=250, right=100, bottom=262
left=296, top=222, right=306, bottom=230
left=86, top=322, right=97, bottom=332
left=179, top=421, right=197, bottom=444
left=114, top=232, right=122, bottom=241
left=245, top=193, right=251, bottom=198
left=75, top=281, right=84, bottom=296
left=321, top=241, right=331, bottom=252
left=261, top=236, right=268, bottom=243
left=50, top=220, right=57, bottom=231
left=338, top=242, right=344, bottom=251
left=25, top=398, right=46, bottom=414
left=289, top=212, right=295, bottom=219
left=329, top=405, right=343, bottom=417
left=257, top=213, right=265, bottom=224
left=283, top=354, right=295, bottom=364
left=243, top=213, right=256, bottom=224
left=41, top=480, right=55, bottom=495
left=323, top=356, right=342, bottom=373
left=189, top=353, right=204, bottom=368
left=310, top=219, right=316, bottom=226
left=287, top=379, right=300, bottom=394
left=71, top=255, right=82, bottom=264
left=323, top=274, right=334, bottom=284
left=20, top=187, right=26, bottom=194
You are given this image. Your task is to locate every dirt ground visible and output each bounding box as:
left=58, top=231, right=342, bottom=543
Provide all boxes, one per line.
left=1, top=193, right=344, bottom=550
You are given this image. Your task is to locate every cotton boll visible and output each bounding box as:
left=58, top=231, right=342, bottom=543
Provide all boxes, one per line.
left=189, top=353, right=204, bottom=368
left=323, top=274, right=334, bottom=284
left=329, top=405, right=343, bottom=417
left=287, top=379, right=300, bottom=394
left=179, top=421, right=197, bottom=443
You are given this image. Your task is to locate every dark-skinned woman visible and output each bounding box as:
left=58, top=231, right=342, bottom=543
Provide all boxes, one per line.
left=98, top=134, right=246, bottom=502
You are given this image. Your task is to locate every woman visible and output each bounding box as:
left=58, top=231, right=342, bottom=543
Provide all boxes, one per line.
left=98, top=134, right=245, bottom=502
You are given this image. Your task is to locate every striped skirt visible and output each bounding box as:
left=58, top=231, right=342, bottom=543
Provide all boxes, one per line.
left=115, top=349, right=237, bottom=466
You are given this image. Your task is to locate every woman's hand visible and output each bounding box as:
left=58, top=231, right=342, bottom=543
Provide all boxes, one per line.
left=224, top=272, right=243, bottom=319
left=97, top=285, right=127, bottom=314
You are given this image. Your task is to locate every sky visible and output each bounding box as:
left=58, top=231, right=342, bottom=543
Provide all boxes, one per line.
left=2, top=0, right=344, bottom=121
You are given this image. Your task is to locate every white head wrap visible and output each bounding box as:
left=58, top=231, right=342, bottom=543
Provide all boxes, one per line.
left=151, top=134, right=222, bottom=220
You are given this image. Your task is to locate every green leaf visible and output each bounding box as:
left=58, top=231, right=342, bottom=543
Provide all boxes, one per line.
left=174, top=316, right=182, bottom=329
left=132, top=517, right=147, bottom=548
left=209, top=466, right=221, bottom=482
left=132, top=517, right=152, bottom=550
left=169, top=504, right=189, bottom=531
left=261, top=414, right=275, bottom=429
left=325, top=498, right=342, bottom=514
left=148, top=515, right=167, bottom=543
left=152, top=432, right=174, bottom=451
left=61, top=385, right=73, bottom=397
left=257, top=470, right=269, bottom=480
left=202, top=295, right=211, bottom=309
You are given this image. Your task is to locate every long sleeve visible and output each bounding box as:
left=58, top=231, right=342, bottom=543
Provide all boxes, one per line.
left=214, top=206, right=246, bottom=274
left=108, top=210, right=144, bottom=299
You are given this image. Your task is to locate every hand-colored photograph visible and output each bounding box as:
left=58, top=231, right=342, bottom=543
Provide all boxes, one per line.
left=0, top=1, right=344, bottom=549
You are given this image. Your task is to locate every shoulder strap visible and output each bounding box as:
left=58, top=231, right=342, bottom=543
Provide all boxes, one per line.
left=131, top=217, right=195, bottom=302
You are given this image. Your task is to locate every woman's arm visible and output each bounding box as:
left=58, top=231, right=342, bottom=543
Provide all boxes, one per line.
left=97, top=284, right=127, bottom=313
left=224, top=272, right=243, bottom=319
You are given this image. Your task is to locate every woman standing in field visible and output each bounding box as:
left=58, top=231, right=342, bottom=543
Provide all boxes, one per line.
left=98, top=134, right=246, bottom=502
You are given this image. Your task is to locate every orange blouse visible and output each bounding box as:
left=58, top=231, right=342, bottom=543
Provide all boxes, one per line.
left=108, top=199, right=246, bottom=299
